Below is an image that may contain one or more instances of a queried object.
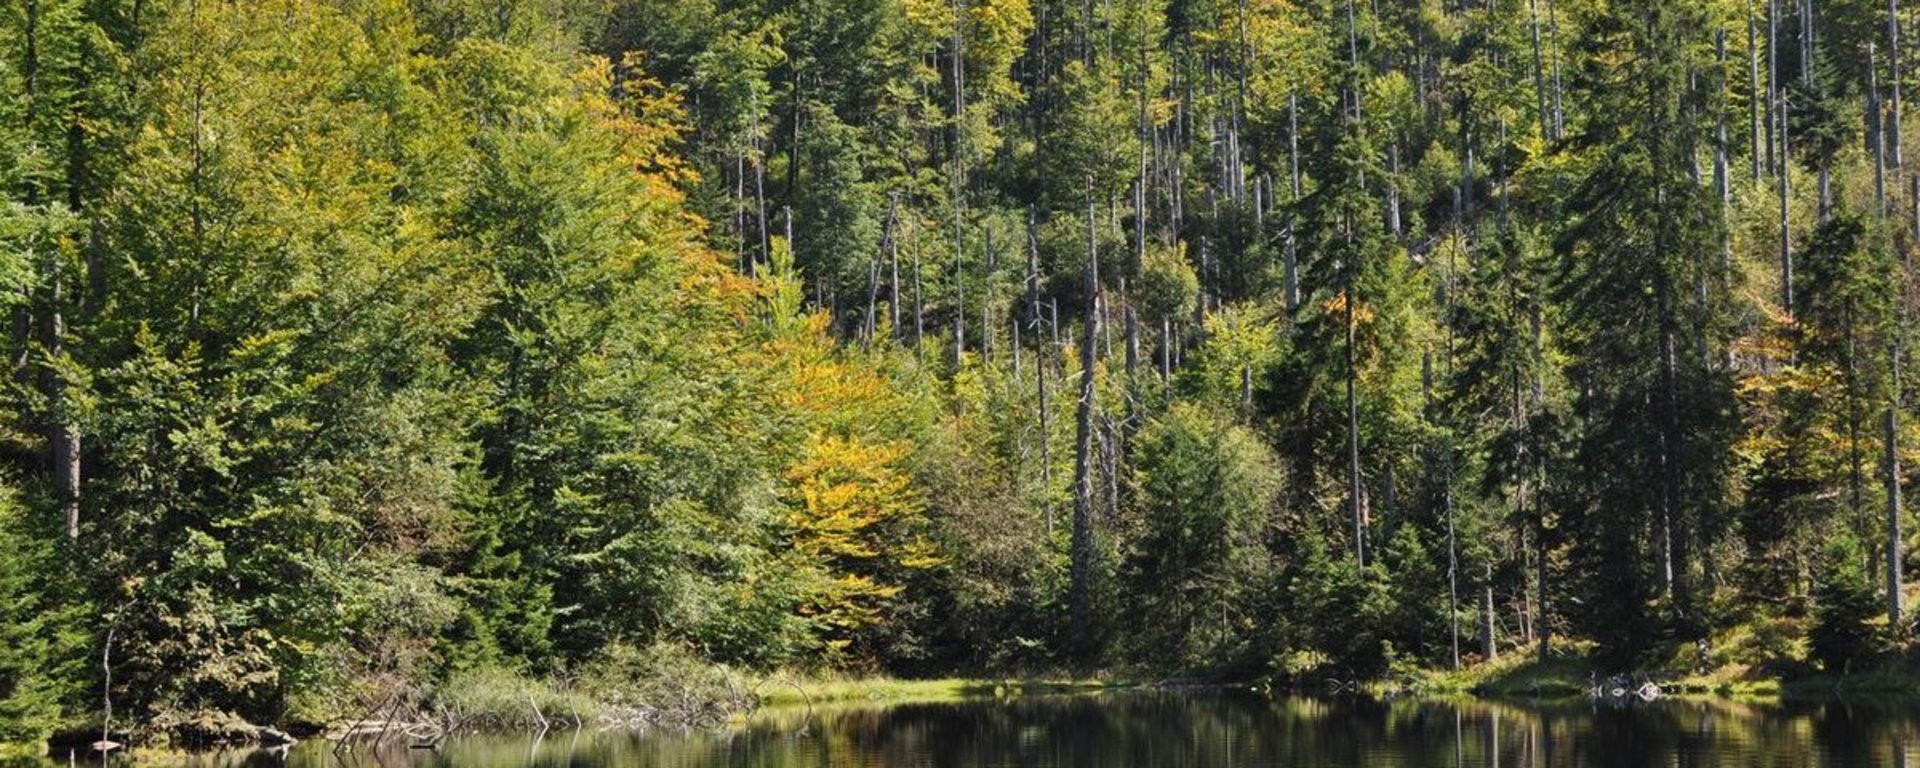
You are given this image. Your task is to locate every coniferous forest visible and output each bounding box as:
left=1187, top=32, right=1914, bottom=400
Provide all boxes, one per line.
left=5, top=0, right=1920, bottom=743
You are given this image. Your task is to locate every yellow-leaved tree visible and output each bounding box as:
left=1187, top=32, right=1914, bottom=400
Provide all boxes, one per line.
left=753, top=239, right=943, bottom=658
left=784, top=435, right=940, bottom=651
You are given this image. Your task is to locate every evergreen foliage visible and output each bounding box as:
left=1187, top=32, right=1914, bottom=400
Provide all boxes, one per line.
left=2, top=0, right=1920, bottom=740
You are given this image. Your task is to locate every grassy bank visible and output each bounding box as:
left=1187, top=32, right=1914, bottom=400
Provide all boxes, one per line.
left=1388, top=656, right=1791, bottom=701
left=751, top=676, right=1136, bottom=707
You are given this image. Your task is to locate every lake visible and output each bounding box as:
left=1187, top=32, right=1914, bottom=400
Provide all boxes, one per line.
left=35, top=690, right=1920, bottom=767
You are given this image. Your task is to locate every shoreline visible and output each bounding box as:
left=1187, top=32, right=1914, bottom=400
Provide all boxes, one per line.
left=32, top=663, right=1920, bottom=755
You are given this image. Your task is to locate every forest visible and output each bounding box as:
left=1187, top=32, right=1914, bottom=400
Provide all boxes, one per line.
left=3, top=0, right=1919, bottom=743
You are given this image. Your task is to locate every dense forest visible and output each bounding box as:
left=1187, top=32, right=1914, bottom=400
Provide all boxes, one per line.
left=4, top=0, right=1920, bottom=741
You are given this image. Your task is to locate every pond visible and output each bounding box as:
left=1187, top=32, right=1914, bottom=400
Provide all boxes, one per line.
left=35, top=690, right=1920, bottom=767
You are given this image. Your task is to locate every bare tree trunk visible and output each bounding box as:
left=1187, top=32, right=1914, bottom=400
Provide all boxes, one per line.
left=1718, top=31, right=1737, bottom=278
left=1285, top=91, right=1302, bottom=314
left=1481, top=571, right=1499, bottom=661
left=865, top=255, right=879, bottom=347
left=1125, top=306, right=1139, bottom=378
left=953, top=257, right=966, bottom=366
left=982, top=229, right=996, bottom=364
left=1797, top=0, right=1812, bottom=88
left=1852, top=306, right=1870, bottom=558
left=1547, top=0, right=1565, bottom=138
left=1874, top=44, right=1889, bottom=216
left=1891, top=0, right=1905, bottom=169
left=1750, top=0, right=1765, bottom=181
left=1780, top=86, right=1794, bottom=316
left=1529, top=0, right=1551, bottom=139
left=1891, top=336, right=1906, bottom=628
left=1658, top=212, right=1692, bottom=616
left=1768, top=0, right=1780, bottom=175
left=1422, top=342, right=1462, bottom=671
left=1346, top=224, right=1366, bottom=566
left=914, top=232, right=926, bottom=351
left=1070, top=197, right=1102, bottom=658
left=888, top=194, right=902, bottom=337
left=1030, top=207, right=1053, bottom=533
left=1387, top=141, right=1403, bottom=239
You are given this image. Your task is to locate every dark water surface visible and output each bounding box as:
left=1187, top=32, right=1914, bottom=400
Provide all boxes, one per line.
left=54, top=691, right=1920, bottom=767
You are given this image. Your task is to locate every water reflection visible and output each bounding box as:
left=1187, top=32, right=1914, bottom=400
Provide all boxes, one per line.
left=31, top=692, right=1920, bottom=767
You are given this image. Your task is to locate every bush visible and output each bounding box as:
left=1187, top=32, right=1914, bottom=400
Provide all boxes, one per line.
left=1810, top=536, right=1882, bottom=673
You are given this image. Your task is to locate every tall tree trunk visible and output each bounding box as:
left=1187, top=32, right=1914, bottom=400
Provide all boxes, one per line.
left=1070, top=197, right=1102, bottom=658
left=888, top=194, right=902, bottom=338
left=1430, top=350, right=1461, bottom=671
left=1750, top=0, right=1765, bottom=181
left=752, top=142, right=769, bottom=268
left=1029, top=208, right=1055, bottom=534
left=1657, top=191, right=1693, bottom=616
left=1285, top=90, right=1302, bottom=314
left=1851, top=306, right=1869, bottom=554
left=1891, top=335, right=1906, bottom=627
left=1780, top=87, right=1794, bottom=316
left=914, top=232, right=926, bottom=351
left=1719, top=31, right=1736, bottom=275
left=1481, top=571, right=1499, bottom=661
left=1346, top=224, right=1367, bottom=566
left=1804, top=0, right=1815, bottom=89
left=1891, top=0, right=1905, bottom=169
left=982, top=229, right=996, bottom=364
left=23, top=0, right=79, bottom=541
left=1768, top=0, right=1780, bottom=175
left=1529, top=0, right=1551, bottom=140
left=1547, top=0, right=1565, bottom=138
left=865, top=255, right=879, bottom=347
left=1874, top=44, right=1889, bottom=216
left=1126, top=306, right=1139, bottom=379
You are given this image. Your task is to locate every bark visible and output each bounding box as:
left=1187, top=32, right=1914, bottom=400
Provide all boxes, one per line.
left=1891, top=0, right=1905, bottom=169
left=1387, top=141, right=1403, bottom=239
left=1768, top=0, right=1780, bottom=175
left=1719, top=32, right=1736, bottom=274
left=914, top=233, right=926, bottom=350
left=888, top=194, right=902, bottom=337
left=1529, top=0, right=1551, bottom=140
left=1160, top=318, right=1172, bottom=381
left=1874, top=44, right=1889, bottom=216
left=1346, top=224, right=1366, bottom=566
left=1480, top=574, right=1499, bottom=661
left=1780, top=87, right=1794, bottom=316
left=1749, top=1, right=1764, bottom=181
left=1803, top=0, right=1815, bottom=89
left=1891, top=337, right=1906, bottom=627
left=1285, top=91, right=1302, bottom=314
left=1547, top=0, right=1566, bottom=138
left=1030, top=207, right=1054, bottom=533
left=1125, top=306, right=1139, bottom=379
left=756, top=150, right=770, bottom=271
left=982, top=229, right=996, bottom=364
left=864, top=254, right=879, bottom=347
left=1070, top=198, right=1102, bottom=658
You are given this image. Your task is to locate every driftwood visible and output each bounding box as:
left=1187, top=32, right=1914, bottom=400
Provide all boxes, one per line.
left=1587, top=674, right=1664, bottom=702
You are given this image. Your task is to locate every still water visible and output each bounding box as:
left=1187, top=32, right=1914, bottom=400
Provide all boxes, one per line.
left=52, top=691, right=1920, bottom=767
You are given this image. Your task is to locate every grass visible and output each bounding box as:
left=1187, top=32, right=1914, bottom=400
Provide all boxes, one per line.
left=436, top=665, right=605, bottom=727
left=1780, top=663, right=1920, bottom=697
left=751, top=675, right=1136, bottom=707
left=1381, top=638, right=1785, bottom=701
